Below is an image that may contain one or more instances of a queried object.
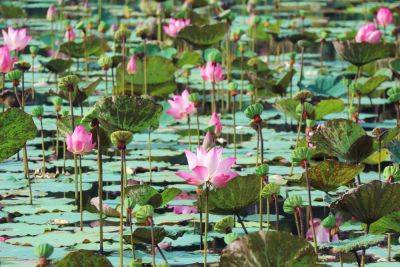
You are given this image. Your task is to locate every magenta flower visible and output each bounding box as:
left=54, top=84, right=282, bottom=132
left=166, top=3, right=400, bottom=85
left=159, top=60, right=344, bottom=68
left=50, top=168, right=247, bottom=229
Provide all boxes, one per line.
left=306, top=218, right=339, bottom=244
left=167, top=192, right=198, bottom=214
left=355, top=23, right=381, bottom=44
left=66, top=125, right=96, bottom=155
left=127, top=56, right=137, bottom=75
left=163, top=18, right=190, bottom=37
left=65, top=27, right=76, bottom=42
left=46, top=4, right=57, bottom=21
left=2, top=27, right=32, bottom=52
left=176, top=147, right=238, bottom=188
left=209, top=112, right=222, bottom=136
left=0, top=46, right=13, bottom=73
left=166, top=89, right=195, bottom=120
left=200, top=61, right=224, bottom=83
left=376, top=7, right=393, bottom=27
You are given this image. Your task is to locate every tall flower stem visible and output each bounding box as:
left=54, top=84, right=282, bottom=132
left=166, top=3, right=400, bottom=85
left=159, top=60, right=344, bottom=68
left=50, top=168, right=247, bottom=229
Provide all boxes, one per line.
left=187, top=115, right=191, bottom=151
left=203, top=185, right=209, bottom=267
left=274, top=194, right=279, bottom=231
left=40, top=118, right=46, bottom=175
left=95, top=123, right=104, bottom=253
left=259, top=176, right=263, bottom=230
left=304, top=161, right=318, bottom=253
left=198, top=189, right=203, bottom=250
left=361, top=224, right=370, bottom=267
left=211, top=82, right=216, bottom=113
left=196, top=112, right=200, bottom=147
left=68, top=91, right=79, bottom=205
left=266, top=197, right=270, bottom=231
left=55, top=113, right=59, bottom=159
left=233, top=95, right=237, bottom=158
left=104, top=69, right=109, bottom=96
left=2, top=73, right=5, bottom=112
left=294, top=208, right=301, bottom=236
left=121, top=38, right=126, bottom=95
left=63, top=138, right=66, bottom=173
left=79, top=155, right=83, bottom=231
left=119, top=148, right=126, bottom=267
left=239, top=51, right=244, bottom=110
left=150, top=218, right=156, bottom=266
left=148, top=128, right=152, bottom=183
left=143, top=40, right=148, bottom=95
left=378, top=139, right=382, bottom=180
left=31, top=56, right=35, bottom=100
left=129, top=211, right=135, bottom=259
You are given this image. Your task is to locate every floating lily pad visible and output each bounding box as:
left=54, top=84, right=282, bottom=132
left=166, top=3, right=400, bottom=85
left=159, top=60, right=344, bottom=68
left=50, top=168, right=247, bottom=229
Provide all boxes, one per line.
left=177, top=23, right=227, bottom=47
left=59, top=36, right=110, bottom=58
left=320, top=234, right=385, bottom=253
left=219, top=231, right=317, bottom=266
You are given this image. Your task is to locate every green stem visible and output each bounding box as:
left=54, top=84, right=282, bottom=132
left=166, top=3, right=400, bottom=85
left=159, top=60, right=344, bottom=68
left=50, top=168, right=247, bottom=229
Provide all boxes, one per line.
left=188, top=115, right=191, bottom=151
left=211, top=82, right=216, bottom=113
left=203, top=185, right=209, bottom=267
left=150, top=218, right=156, bottom=266
left=23, top=145, right=32, bottom=205
left=119, top=149, right=125, bottom=267
left=388, top=233, right=391, bottom=261
left=148, top=128, right=152, bottom=183
left=266, top=197, right=270, bottom=231
left=79, top=155, right=83, bottom=231
left=196, top=112, right=200, bottom=147
left=129, top=212, right=135, bottom=259
left=378, top=140, right=381, bottom=180
left=233, top=95, right=237, bottom=158
left=259, top=176, right=263, bottom=230
left=68, top=91, right=79, bottom=206
left=305, top=161, right=318, bottom=253
left=31, top=56, right=35, bottom=100
left=40, top=119, right=46, bottom=175
left=144, top=40, right=148, bottom=95
left=55, top=113, right=59, bottom=159
left=96, top=125, right=104, bottom=253
left=63, top=138, right=66, bottom=173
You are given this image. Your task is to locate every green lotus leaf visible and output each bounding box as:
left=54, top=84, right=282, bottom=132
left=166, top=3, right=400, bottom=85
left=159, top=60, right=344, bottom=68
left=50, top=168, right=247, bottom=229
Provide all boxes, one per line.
left=177, top=22, right=227, bottom=47
left=160, top=187, right=182, bottom=207
left=40, top=59, right=73, bottom=74
left=369, top=211, right=400, bottom=234
left=390, top=58, right=400, bottom=78
left=198, top=175, right=260, bottom=215
left=302, top=160, right=364, bottom=193
left=59, top=36, right=110, bottom=58
left=125, top=184, right=162, bottom=208
left=274, top=97, right=300, bottom=120
left=331, top=180, right=400, bottom=225
left=83, top=96, right=163, bottom=134
left=0, top=108, right=37, bottom=162
left=248, top=23, right=271, bottom=41
left=219, top=231, right=317, bottom=266
left=315, top=99, right=345, bottom=120
left=176, top=51, right=202, bottom=68
left=0, top=5, right=26, bottom=19
left=308, top=75, right=347, bottom=97
left=362, top=149, right=390, bottom=165
left=320, top=234, right=385, bottom=253
left=51, top=78, right=102, bottom=106
left=311, top=119, right=374, bottom=163
left=123, top=226, right=182, bottom=245
left=354, top=75, right=389, bottom=95
left=55, top=250, right=112, bottom=267
left=333, top=41, right=395, bottom=67
left=214, top=216, right=234, bottom=233
left=56, top=116, right=83, bottom=136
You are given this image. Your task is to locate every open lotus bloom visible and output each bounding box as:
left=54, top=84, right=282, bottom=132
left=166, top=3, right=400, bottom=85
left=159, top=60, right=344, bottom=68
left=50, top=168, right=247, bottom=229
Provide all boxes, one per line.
left=306, top=218, right=339, bottom=244
left=209, top=112, right=223, bottom=136
left=166, top=89, right=195, bottom=120
left=376, top=7, right=393, bottom=27
left=167, top=192, right=198, bottom=214
left=176, top=147, right=238, bottom=188
left=66, top=125, right=96, bottom=155
left=0, top=46, right=14, bottom=73
left=355, top=23, right=381, bottom=44
left=163, top=18, right=190, bottom=37
left=200, top=61, right=224, bottom=83
left=2, top=27, right=32, bottom=51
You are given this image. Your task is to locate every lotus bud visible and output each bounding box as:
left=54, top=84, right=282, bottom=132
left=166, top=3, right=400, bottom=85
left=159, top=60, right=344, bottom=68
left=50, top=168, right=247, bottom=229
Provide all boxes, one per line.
left=98, top=21, right=108, bottom=34
left=52, top=97, right=63, bottom=113
left=30, top=46, right=39, bottom=57
left=261, top=183, right=280, bottom=198
left=214, top=216, right=234, bottom=233
left=130, top=259, right=143, bottom=267
left=58, top=74, right=80, bottom=92
left=205, top=49, right=222, bottom=63
left=255, top=164, right=269, bottom=177
left=34, top=243, right=54, bottom=266
left=296, top=102, right=315, bottom=120
left=321, top=214, right=336, bottom=229
left=387, top=87, right=400, bottom=103
left=228, top=82, right=238, bottom=97
left=383, top=165, right=400, bottom=183
left=98, top=54, right=113, bottom=71
left=202, top=131, right=215, bottom=150
left=114, top=24, right=131, bottom=42
left=244, top=103, right=263, bottom=123
left=14, top=61, right=31, bottom=73
left=126, top=56, right=137, bottom=74
left=46, top=4, right=57, bottom=22
left=283, top=195, right=304, bottom=214
left=32, top=106, right=44, bottom=119
left=110, top=130, right=133, bottom=150
left=224, top=232, right=239, bottom=245
left=134, top=204, right=154, bottom=224
left=292, top=147, right=313, bottom=166
left=293, top=90, right=313, bottom=102
left=7, top=70, right=22, bottom=87
left=189, top=92, right=200, bottom=106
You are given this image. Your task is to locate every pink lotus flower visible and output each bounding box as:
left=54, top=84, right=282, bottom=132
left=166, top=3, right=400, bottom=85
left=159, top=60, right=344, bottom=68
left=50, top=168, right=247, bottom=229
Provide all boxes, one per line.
left=200, top=61, right=224, bottom=83
left=376, top=7, right=393, bottom=27
left=90, top=197, right=115, bottom=215
left=202, top=131, right=215, bottom=150
left=176, top=147, right=238, bottom=188
left=306, top=218, right=339, bottom=244
left=167, top=192, right=198, bottom=214
left=0, top=46, right=13, bottom=73
left=65, top=27, right=76, bottom=42
left=2, top=27, right=32, bottom=51
left=66, top=125, right=95, bottom=155
left=46, top=4, right=57, bottom=21
left=166, top=89, right=195, bottom=120
left=209, top=112, right=222, bottom=136
left=127, top=56, right=137, bottom=74
left=355, top=23, right=381, bottom=44
left=163, top=18, right=190, bottom=37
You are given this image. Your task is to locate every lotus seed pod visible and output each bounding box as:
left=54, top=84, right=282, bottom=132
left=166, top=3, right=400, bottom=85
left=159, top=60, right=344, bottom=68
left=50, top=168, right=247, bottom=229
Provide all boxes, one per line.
left=58, top=74, right=80, bottom=92
left=110, top=130, right=133, bottom=149
left=383, top=165, right=400, bottom=182
left=7, top=70, right=22, bottom=82
left=32, top=106, right=44, bottom=118
left=255, top=164, right=269, bottom=177
left=205, top=49, right=222, bottom=63
left=295, top=102, right=315, bottom=119
left=387, top=87, right=400, bottom=103
left=15, top=61, right=32, bottom=72
left=261, top=183, right=280, bottom=198
left=98, top=54, right=113, bottom=70
left=214, top=216, right=234, bottom=233
left=292, top=147, right=313, bottom=165
left=244, top=103, right=263, bottom=119
left=30, top=45, right=39, bottom=56
left=224, top=232, right=239, bottom=245
left=321, top=214, right=336, bottom=229
left=114, top=24, right=131, bottom=42
left=293, top=90, right=313, bottom=101
left=134, top=204, right=154, bottom=223
left=34, top=243, right=54, bottom=259
left=130, top=259, right=143, bottom=267
left=283, top=195, right=304, bottom=214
